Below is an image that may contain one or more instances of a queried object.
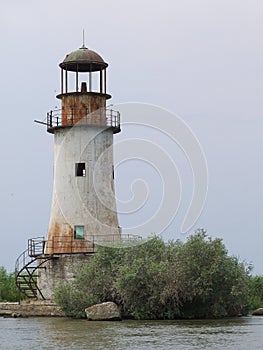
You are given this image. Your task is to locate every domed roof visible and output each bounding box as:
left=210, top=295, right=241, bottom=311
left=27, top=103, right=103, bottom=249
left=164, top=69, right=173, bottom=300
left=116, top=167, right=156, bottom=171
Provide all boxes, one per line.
left=59, top=45, right=108, bottom=72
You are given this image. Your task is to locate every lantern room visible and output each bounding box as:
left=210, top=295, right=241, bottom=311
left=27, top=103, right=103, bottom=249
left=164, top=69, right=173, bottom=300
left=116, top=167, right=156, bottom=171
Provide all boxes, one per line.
left=47, top=44, right=120, bottom=133
left=58, top=44, right=109, bottom=96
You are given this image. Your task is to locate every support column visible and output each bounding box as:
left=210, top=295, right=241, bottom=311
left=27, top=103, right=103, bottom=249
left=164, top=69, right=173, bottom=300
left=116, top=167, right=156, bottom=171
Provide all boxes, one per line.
left=104, top=69, right=107, bottom=94
left=100, top=70, right=103, bottom=93
left=61, top=69, right=64, bottom=94
left=65, top=69, right=68, bottom=93
left=76, top=65, right=79, bottom=92
left=89, top=71, right=92, bottom=91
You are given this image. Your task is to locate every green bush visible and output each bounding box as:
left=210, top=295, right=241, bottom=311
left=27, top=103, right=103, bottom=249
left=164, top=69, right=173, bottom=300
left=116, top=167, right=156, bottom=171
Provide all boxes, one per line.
left=54, top=284, right=99, bottom=318
left=54, top=230, right=252, bottom=319
left=0, top=267, right=19, bottom=302
left=248, top=276, right=263, bottom=310
left=169, top=231, right=251, bottom=318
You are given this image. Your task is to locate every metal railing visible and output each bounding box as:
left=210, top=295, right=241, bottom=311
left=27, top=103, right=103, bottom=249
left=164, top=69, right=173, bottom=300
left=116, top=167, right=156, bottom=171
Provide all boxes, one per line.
left=28, top=237, right=45, bottom=257
left=46, top=107, right=120, bottom=132
left=44, top=233, right=142, bottom=254
left=15, top=237, right=45, bottom=275
left=16, top=234, right=142, bottom=271
left=16, top=234, right=143, bottom=265
left=44, top=235, right=95, bottom=254
left=87, top=234, right=142, bottom=244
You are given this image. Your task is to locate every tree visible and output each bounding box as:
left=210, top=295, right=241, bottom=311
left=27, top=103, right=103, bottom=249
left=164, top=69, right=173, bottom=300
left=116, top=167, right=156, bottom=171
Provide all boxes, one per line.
left=0, top=267, right=19, bottom=302
left=172, top=230, right=251, bottom=318
left=248, top=275, right=263, bottom=310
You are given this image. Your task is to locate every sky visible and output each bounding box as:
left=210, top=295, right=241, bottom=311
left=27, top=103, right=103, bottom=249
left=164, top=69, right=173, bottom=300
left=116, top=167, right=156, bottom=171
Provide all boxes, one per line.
left=0, top=0, right=262, bottom=273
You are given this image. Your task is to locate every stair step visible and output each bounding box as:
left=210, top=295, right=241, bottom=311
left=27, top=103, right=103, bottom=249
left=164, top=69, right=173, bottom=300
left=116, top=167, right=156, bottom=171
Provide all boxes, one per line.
left=18, top=285, right=37, bottom=289
left=24, top=288, right=37, bottom=292
left=17, top=275, right=38, bottom=279
left=19, top=286, right=37, bottom=290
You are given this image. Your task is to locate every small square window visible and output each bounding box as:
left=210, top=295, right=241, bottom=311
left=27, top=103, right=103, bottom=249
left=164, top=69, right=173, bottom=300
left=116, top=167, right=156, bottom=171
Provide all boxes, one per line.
left=74, top=225, right=84, bottom=239
left=75, top=163, right=86, bottom=176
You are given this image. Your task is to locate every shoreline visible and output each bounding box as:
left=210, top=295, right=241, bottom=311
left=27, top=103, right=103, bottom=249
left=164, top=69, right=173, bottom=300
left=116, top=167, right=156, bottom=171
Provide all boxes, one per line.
left=0, top=300, right=64, bottom=317
left=1, top=300, right=261, bottom=320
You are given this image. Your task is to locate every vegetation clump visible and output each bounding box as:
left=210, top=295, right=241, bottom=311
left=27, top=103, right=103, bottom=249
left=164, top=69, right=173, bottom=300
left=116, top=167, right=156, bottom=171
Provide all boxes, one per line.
left=54, top=230, right=253, bottom=319
left=248, top=275, right=263, bottom=310
left=0, top=267, right=19, bottom=302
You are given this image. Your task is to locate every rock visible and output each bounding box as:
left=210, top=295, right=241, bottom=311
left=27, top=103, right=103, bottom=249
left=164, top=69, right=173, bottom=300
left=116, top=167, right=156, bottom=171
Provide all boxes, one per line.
left=252, top=308, right=263, bottom=316
left=85, top=302, right=121, bottom=321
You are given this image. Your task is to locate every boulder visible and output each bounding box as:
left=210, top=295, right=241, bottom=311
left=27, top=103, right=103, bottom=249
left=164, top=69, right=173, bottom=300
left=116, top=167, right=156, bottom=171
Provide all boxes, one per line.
left=252, top=308, right=263, bottom=316
left=85, top=302, right=121, bottom=321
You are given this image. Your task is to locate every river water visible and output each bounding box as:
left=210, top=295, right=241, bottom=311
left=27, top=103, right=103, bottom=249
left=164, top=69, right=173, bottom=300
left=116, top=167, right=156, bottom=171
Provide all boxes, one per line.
left=0, top=316, right=262, bottom=349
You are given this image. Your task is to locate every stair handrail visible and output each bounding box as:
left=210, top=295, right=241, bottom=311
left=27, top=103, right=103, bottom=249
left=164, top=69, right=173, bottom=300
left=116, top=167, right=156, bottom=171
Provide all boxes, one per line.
left=15, top=237, right=45, bottom=275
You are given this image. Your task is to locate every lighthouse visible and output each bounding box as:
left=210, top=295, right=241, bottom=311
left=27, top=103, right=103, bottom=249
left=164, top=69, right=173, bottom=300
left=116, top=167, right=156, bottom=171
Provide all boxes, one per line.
left=45, top=44, right=121, bottom=253
left=38, top=44, right=121, bottom=298
left=36, top=44, right=121, bottom=298
left=14, top=44, right=121, bottom=300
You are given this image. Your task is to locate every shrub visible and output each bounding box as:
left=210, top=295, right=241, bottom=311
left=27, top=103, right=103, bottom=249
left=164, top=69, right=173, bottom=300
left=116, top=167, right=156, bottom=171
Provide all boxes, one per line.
left=0, top=267, right=19, bottom=302
left=54, top=284, right=99, bottom=318
left=248, top=276, right=263, bottom=310
left=54, top=230, right=252, bottom=319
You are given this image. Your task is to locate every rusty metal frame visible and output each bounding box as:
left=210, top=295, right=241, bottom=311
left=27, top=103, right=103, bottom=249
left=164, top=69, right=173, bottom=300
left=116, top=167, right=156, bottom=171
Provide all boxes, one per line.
left=46, top=107, right=120, bottom=133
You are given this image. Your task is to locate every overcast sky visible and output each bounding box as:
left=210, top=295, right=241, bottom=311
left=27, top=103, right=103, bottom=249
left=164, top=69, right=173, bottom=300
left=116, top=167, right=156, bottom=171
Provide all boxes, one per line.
left=0, top=0, right=262, bottom=273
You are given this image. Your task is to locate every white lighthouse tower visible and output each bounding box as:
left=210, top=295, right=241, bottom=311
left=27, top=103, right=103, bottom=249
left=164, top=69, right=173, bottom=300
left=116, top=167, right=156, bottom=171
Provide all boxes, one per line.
left=35, top=44, right=121, bottom=298
left=45, top=44, right=121, bottom=252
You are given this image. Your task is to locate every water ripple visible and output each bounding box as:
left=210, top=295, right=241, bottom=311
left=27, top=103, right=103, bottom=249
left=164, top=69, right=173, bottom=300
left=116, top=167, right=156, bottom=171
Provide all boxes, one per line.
left=0, top=316, right=263, bottom=350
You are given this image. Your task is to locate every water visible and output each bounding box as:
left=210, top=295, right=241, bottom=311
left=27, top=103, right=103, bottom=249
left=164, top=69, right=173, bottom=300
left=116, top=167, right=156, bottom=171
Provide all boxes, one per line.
left=0, top=316, right=263, bottom=349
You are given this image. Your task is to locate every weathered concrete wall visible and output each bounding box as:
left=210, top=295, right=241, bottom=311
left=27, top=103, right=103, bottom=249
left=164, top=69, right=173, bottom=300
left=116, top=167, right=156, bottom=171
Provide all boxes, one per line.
left=38, top=89, right=120, bottom=298
left=38, top=254, right=91, bottom=300
left=0, top=300, right=64, bottom=317
left=45, top=125, right=120, bottom=254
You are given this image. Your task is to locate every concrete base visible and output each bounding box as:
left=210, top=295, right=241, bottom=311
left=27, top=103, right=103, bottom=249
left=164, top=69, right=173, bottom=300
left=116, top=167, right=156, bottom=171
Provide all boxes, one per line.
left=0, top=300, right=64, bottom=317
left=38, top=253, right=92, bottom=300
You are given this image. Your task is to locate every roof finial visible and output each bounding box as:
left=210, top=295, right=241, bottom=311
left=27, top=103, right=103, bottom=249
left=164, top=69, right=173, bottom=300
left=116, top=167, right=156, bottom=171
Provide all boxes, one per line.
left=81, top=29, right=87, bottom=49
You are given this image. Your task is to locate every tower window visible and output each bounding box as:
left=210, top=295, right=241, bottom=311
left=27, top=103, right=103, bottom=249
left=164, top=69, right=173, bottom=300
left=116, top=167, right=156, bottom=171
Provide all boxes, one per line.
left=75, top=163, right=86, bottom=176
left=74, top=225, right=84, bottom=239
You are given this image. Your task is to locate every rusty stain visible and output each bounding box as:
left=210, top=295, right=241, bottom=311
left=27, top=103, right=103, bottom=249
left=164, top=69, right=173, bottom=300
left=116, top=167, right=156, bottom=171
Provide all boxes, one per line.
left=45, top=222, right=93, bottom=255
left=59, top=46, right=108, bottom=72
left=60, top=93, right=106, bottom=126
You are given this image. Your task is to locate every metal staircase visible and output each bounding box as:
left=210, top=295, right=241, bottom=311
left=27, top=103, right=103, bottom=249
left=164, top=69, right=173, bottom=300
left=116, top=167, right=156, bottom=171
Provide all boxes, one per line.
left=15, top=234, right=142, bottom=301
left=15, top=238, right=52, bottom=301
